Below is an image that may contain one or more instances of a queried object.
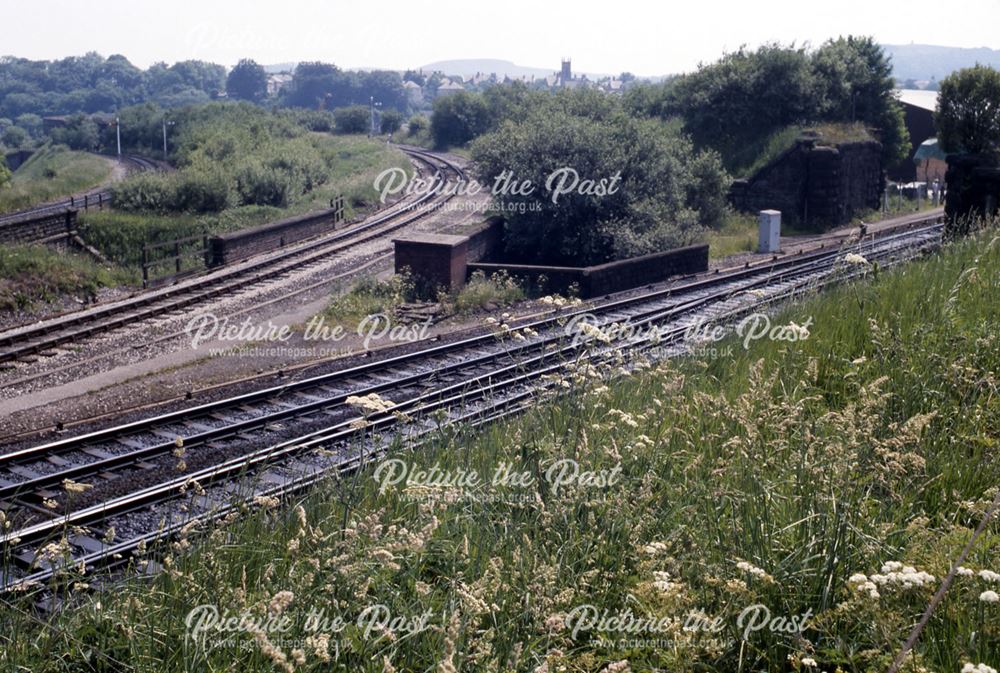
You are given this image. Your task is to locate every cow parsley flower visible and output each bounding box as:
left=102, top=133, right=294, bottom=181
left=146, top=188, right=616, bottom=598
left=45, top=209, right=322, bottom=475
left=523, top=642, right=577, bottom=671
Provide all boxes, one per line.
left=980, top=590, right=999, bottom=604
left=870, top=561, right=934, bottom=589
left=736, top=560, right=774, bottom=582
left=962, top=663, right=998, bottom=673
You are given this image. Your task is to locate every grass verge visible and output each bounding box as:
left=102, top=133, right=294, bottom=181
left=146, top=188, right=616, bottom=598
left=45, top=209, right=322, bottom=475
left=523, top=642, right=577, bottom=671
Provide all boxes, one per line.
left=2, top=226, right=998, bottom=672
left=0, top=245, right=135, bottom=311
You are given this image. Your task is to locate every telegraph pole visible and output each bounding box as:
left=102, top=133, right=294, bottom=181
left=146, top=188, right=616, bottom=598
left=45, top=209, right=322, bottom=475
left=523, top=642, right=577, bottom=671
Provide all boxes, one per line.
left=162, top=118, right=175, bottom=157
left=369, top=96, right=382, bottom=136
left=115, top=117, right=121, bottom=157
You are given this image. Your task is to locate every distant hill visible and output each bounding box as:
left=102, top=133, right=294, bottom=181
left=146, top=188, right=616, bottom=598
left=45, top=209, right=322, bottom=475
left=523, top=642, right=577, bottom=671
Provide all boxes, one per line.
left=884, top=44, right=1000, bottom=82
left=418, top=58, right=614, bottom=81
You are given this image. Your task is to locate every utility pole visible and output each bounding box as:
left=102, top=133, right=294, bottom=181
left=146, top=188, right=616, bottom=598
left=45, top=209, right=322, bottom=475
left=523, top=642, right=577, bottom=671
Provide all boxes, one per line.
left=369, top=96, right=382, bottom=136
left=115, top=117, right=121, bottom=157
left=162, top=118, right=175, bottom=157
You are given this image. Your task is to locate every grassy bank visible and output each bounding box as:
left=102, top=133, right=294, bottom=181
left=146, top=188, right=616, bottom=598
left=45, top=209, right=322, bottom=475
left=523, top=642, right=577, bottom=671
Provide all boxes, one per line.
left=0, top=146, right=113, bottom=213
left=0, top=245, right=135, bottom=311
left=2, top=227, right=998, bottom=672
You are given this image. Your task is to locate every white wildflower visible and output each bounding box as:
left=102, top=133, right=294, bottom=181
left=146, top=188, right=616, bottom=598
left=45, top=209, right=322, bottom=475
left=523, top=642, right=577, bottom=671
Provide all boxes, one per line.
left=642, top=542, right=668, bottom=556
left=963, top=664, right=998, bottom=673
left=978, top=569, right=1000, bottom=583
left=346, top=392, right=394, bottom=414
left=736, top=560, right=773, bottom=582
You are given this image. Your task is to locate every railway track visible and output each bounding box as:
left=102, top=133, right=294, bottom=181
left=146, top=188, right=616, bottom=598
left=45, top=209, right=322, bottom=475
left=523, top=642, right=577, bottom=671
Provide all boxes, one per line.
left=0, top=215, right=943, bottom=591
left=0, top=147, right=465, bottom=367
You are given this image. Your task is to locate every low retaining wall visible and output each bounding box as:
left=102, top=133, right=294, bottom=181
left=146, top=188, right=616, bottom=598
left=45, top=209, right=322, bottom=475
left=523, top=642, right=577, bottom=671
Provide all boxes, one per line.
left=207, top=197, right=345, bottom=267
left=468, top=244, right=709, bottom=298
left=394, top=215, right=708, bottom=298
left=0, top=209, right=78, bottom=244
left=465, top=216, right=505, bottom=262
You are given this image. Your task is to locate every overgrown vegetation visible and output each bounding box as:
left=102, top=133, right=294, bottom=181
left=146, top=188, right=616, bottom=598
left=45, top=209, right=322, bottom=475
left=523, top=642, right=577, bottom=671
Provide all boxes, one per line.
left=625, top=37, right=909, bottom=171
left=0, top=54, right=411, bottom=139
left=0, top=244, right=134, bottom=310
left=452, top=270, right=525, bottom=313
left=0, top=144, right=112, bottom=213
left=471, top=89, right=730, bottom=265
left=320, top=274, right=416, bottom=330
left=732, top=123, right=875, bottom=178
left=111, top=104, right=374, bottom=213
left=3, top=225, right=997, bottom=672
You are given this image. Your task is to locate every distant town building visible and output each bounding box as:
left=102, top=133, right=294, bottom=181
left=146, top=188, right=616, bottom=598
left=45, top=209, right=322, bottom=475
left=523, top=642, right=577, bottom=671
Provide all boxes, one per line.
left=889, top=89, right=941, bottom=182
left=403, top=79, right=425, bottom=107
left=266, top=73, right=293, bottom=96
left=435, top=80, right=465, bottom=97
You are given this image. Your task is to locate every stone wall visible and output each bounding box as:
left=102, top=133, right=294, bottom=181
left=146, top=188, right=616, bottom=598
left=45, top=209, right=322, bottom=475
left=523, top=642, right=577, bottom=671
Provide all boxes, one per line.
left=730, top=139, right=884, bottom=228
left=945, top=153, right=1000, bottom=225
left=0, top=209, right=77, bottom=244
left=4, top=150, right=34, bottom=172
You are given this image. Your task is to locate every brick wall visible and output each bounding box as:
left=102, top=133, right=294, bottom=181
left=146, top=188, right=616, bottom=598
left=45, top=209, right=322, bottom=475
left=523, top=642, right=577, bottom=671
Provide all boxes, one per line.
left=394, top=234, right=469, bottom=289
left=464, top=216, right=505, bottom=262
left=585, top=244, right=709, bottom=296
left=206, top=202, right=345, bottom=267
left=467, top=244, right=709, bottom=298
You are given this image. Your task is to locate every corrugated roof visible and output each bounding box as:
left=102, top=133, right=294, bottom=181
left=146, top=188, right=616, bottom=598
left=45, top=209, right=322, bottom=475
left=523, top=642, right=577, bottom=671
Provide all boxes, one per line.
left=897, top=89, right=939, bottom=112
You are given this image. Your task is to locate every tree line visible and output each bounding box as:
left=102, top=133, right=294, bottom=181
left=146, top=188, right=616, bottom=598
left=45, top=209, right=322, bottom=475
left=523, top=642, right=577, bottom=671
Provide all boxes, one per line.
left=0, top=54, right=412, bottom=153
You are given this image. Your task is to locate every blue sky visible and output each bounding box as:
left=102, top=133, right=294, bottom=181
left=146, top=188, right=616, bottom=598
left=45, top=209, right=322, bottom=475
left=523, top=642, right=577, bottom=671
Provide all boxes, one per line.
left=4, top=0, right=999, bottom=75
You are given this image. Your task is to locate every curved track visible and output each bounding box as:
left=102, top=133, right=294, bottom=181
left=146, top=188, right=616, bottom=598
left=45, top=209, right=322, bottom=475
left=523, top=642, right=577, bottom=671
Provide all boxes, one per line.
left=0, top=147, right=465, bottom=366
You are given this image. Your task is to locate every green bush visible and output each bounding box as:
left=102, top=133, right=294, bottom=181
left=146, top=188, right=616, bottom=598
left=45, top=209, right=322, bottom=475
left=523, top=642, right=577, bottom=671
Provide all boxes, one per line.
left=172, top=170, right=231, bottom=212
left=472, top=100, right=730, bottom=265
left=407, top=114, right=428, bottom=135
left=334, top=106, right=371, bottom=134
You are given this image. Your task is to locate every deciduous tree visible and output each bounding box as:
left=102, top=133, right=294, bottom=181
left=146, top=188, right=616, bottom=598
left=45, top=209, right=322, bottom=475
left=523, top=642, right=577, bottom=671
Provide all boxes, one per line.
left=225, top=59, right=267, bottom=103
left=936, top=65, right=1000, bottom=156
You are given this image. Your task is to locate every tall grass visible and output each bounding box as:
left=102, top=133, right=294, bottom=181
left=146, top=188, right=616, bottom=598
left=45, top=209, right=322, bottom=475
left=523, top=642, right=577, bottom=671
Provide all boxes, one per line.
left=2, top=227, right=997, bottom=672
